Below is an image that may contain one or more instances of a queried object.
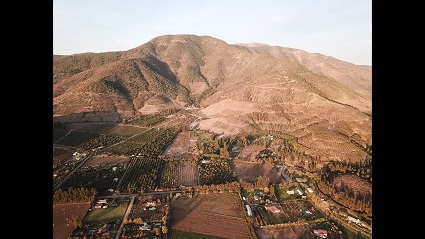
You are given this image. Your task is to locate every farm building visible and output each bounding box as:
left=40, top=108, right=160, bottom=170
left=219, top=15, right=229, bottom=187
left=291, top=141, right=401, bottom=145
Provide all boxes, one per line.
left=97, top=199, right=107, bottom=204
left=348, top=216, right=361, bottom=225
left=297, top=189, right=303, bottom=195
left=286, top=190, right=295, bottom=195
left=246, top=205, right=253, bottom=216
left=307, top=187, right=314, bottom=193
left=139, top=222, right=151, bottom=231
left=264, top=205, right=280, bottom=213
left=313, top=229, right=327, bottom=238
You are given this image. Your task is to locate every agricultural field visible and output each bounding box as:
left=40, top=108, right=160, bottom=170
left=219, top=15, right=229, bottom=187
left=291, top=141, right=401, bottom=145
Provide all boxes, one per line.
left=108, top=124, right=148, bottom=137
left=53, top=147, right=74, bottom=180
left=160, top=159, right=199, bottom=189
left=197, top=158, right=237, bottom=185
left=162, top=131, right=190, bottom=157
left=255, top=225, right=313, bottom=239
left=127, top=114, right=166, bottom=127
left=53, top=202, right=92, bottom=239
left=231, top=160, right=282, bottom=183
left=58, top=164, right=126, bottom=196
left=106, top=127, right=178, bottom=155
left=84, top=154, right=130, bottom=166
left=55, top=130, right=100, bottom=147
left=70, top=197, right=130, bottom=238
left=62, top=122, right=119, bottom=134
left=169, top=229, right=225, bottom=239
left=117, top=157, right=163, bottom=194
left=53, top=128, right=70, bottom=142
left=169, top=193, right=252, bottom=239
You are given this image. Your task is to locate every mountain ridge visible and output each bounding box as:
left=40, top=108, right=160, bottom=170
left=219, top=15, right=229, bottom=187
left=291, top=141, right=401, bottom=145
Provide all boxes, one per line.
left=53, top=34, right=371, bottom=163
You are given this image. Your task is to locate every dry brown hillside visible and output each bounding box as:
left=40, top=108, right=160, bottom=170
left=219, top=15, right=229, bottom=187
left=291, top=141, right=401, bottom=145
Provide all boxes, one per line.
left=53, top=34, right=371, bottom=163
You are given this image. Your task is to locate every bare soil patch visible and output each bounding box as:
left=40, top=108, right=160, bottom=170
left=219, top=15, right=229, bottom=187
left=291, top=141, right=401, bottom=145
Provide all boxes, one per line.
left=231, top=160, right=282, bottom=183
left=84, top=154, right=130, bottom=166
left=53, top=202, right=91, bottom=239
left=170, top=193, right=251, bottom=239
left=162, top=131, right=190, bottom=157
left=238, top=145, right=264, bottom=159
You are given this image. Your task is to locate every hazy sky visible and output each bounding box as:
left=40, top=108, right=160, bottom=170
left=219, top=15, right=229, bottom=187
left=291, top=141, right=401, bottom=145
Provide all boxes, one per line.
left=53, top=0, right=372, bottom=66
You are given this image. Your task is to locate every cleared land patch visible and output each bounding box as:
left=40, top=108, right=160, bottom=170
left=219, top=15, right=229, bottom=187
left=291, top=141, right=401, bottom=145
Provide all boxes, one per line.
left=84, top=154, right=130, bottom=166
left=170, top=193, right=251, bottom=239
left=162, top=131, right=190, bottom=157
left=231, top=160, right=282, bottom=183
left=53, top=202, right=91, bottom=239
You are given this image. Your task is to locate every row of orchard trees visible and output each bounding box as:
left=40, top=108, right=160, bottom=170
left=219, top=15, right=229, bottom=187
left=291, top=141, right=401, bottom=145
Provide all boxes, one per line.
left=53, top=187, right=97, bottom=204
left=190, top=176, right=272, bottom=195
left=317, top=160, right=372, bottom=216
left=192, top=181, right=241, bottom=194
left=197, top=158, right=237, bottom=185
left=317, top=179, right=372, bottom=216
left=117, top=127, right=180, bottom=194
left=322, top=160, right=372, bottom=183
left=78, top=134, right=124, bottom=152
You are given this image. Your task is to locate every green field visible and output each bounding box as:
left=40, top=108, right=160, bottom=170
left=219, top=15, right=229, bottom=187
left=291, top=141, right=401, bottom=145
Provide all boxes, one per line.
left=82, top=197, right=129, bottom=226
left=169, top=229, right=226, bottom=239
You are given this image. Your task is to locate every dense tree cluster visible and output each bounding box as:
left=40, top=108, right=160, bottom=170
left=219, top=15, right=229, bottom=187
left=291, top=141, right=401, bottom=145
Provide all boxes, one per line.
left=53, top=187, right=97, bottom=203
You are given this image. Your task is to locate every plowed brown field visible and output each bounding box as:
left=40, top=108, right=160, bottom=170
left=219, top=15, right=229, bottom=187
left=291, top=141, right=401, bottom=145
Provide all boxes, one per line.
left=170, top=193, right=251, bottom=239
left=53, top=202, right=91, bottom=239
left=231, top=160, right=282, bottom=183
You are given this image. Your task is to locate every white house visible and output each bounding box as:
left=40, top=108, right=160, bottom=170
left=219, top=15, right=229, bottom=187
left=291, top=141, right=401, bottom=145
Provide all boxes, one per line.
left=348, top=216, right=361, bottom=225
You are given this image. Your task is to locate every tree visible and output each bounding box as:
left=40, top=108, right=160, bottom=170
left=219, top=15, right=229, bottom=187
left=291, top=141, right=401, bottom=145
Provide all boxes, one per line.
left=154, top=227, right=161, bottom=237
left=133, top=217, right=144, bottom=224
left=162, top=226, right=168, bottom=234
left=70, top=215, right=82, bottom=229
left=269, top=185, right=275, bottom=198
left=162, top=215, right=168, bottom=225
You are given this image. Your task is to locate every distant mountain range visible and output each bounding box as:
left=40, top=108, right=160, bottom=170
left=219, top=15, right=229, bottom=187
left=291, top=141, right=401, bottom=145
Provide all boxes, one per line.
left=53, top=34, right=371, bottom=163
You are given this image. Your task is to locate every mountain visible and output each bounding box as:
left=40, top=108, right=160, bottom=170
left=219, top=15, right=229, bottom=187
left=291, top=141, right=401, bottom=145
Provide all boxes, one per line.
left=53, top=34, right=371, bottom=163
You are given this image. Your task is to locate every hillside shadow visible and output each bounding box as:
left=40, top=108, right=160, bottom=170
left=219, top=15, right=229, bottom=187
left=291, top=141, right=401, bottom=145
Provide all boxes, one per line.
left=53, top=111, right=122, bottom=124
